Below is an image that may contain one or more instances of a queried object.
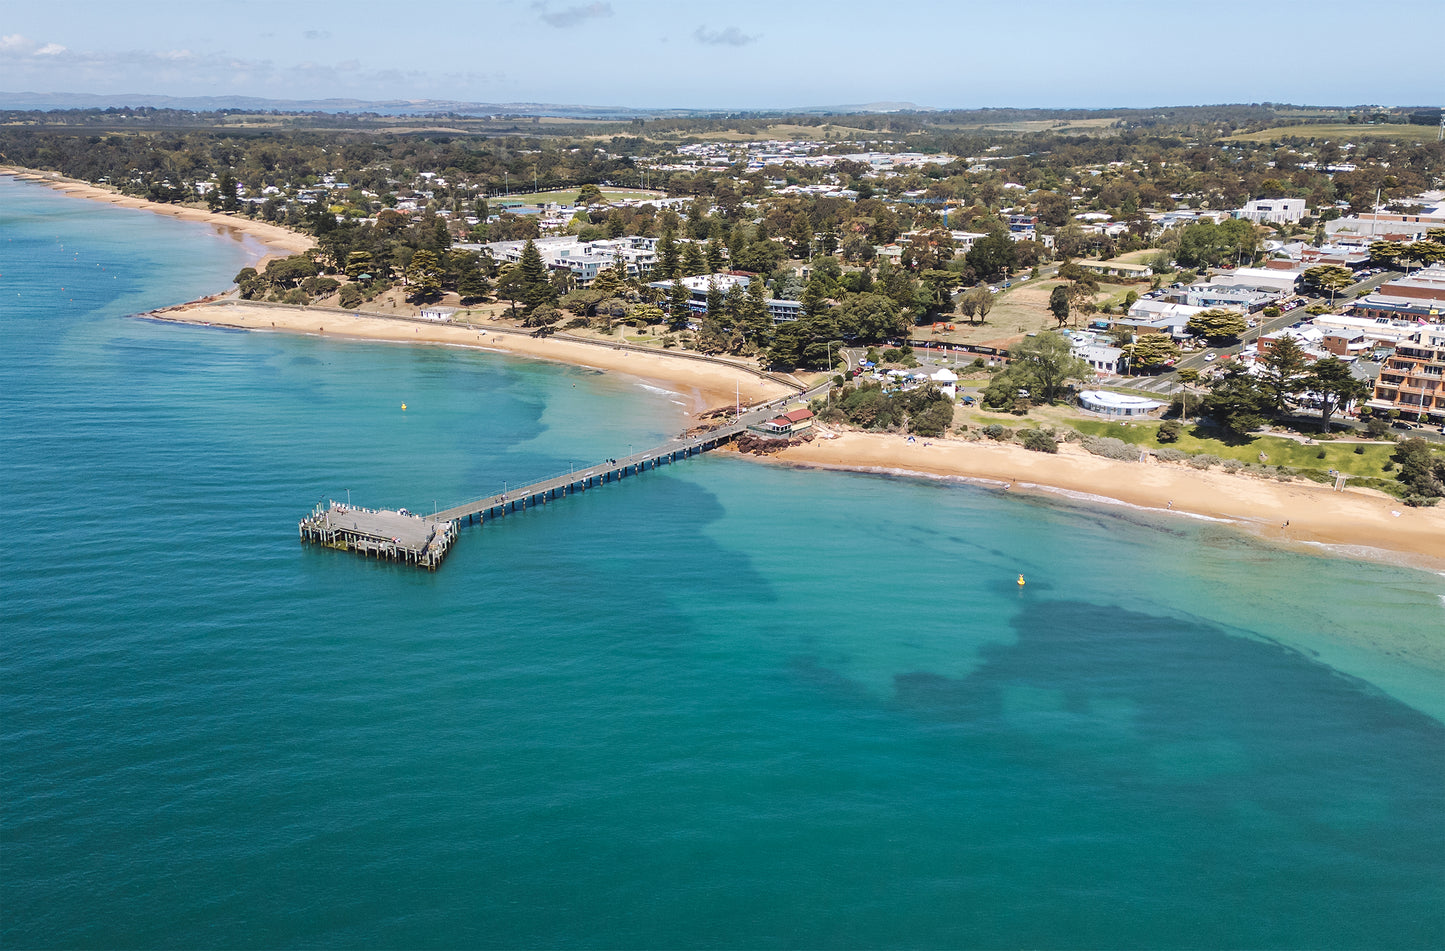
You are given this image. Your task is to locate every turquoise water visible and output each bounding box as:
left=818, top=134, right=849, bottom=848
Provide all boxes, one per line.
left=3, top=176, right=1443, bottom=949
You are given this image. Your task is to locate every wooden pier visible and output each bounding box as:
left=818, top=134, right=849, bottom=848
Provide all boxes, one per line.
left=299, top=502, right=458, bottom=569
left=299, top=383, right=829, bottom=571
left=435, top=420, right=748, bottom=526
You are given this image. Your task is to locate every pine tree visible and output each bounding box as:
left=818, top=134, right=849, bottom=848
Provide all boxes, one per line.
left=667, top=280, right=692, bottom=331
left=1259, top=335, right=1309, bottom=411
left=705, top=238, right=726, bottom=273
left=741, top=277, right=772, bottom=347
left=655, top=231, right=680, bottom=281
left=681, top=242, right=707, bottom=278
left=517, top=239, right=556, bottom=313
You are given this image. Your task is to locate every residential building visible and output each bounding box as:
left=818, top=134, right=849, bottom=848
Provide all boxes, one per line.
left=646, top=273, right=803, bottom=324
left=481, top=235, right=657, bottom=286
left=1236, top=198, right=1307, bottom=224
left=1368, top=323, right=1445, bottom=425
left=1077, top=260, right=1153, bottom=279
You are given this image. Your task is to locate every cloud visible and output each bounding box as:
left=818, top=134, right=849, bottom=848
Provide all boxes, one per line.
left=303, top=30, right=332, bottom=41
left=693, top=25, right=758, bottom=47
left=0, top=35, right=69, bottom=57
left=531, top=1, right=612, bottom=28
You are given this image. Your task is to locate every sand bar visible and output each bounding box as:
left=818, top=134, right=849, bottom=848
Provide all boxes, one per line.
left=2, top=167, right=314, bottom=262
left=772, top=430, right=1445, bottom=570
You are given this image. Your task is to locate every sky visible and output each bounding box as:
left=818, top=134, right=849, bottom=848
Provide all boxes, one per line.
left=1, top=0, right=1438, bottom=110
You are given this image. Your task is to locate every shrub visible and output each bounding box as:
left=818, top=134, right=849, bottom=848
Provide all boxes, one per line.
left=1317, top=449, right=1328, bottom=458
left=1157, top=420, right=1182, bottom=443
left=982, top=424, right=1011, bottom=441
left=1020, top=429, right=1059, bottom=453
left=1155, top=448, right=1187, bottom=462
left=909, top=400, right=955, bottom=437
left=1353, top=444, right=1366, bottom=455
left=337, top=284, right=365, bottom=309
left=1186, top=454, right=1221, bottom=469
left=1081, top=435, right=1138, bottom=461
left=1221, top=459, right=1244, bottom=472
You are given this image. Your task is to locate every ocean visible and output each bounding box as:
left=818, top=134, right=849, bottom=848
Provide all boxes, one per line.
left=3, top=176, right=1443, bottom=949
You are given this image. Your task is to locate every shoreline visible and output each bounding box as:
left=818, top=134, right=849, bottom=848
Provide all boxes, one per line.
left=10, top=169, right=1442, bottom=570
left=151, top=298, right=795, bottom=413
left=768, top=431, right=1445, bottom=571
left=1, top=166, right=314, bottom=265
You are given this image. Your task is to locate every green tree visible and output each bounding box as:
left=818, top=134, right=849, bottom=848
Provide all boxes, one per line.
left=1123, top=333, right=1181, bottom=372
left=517, top=239, right=557, bottom=313
left=1305, top=356, right=1368, bottom=431
left=655, top=231, right=681, bottom=280
left=495, top=264, right=525, bottom=316
left=576, top=183, right=603, bottom=205
left=836, top=293, right=908, bottom=343
left=1204, top=368, right=1268, bottom=437
left=667, top=280, right=692, bottom=331
left=1258, top=335, right=1309, bottom=411
left=800, top=269, right=835, bottom=319
left=1049, top=284, right=1071, bottom=328
left=1002, top=332, right=1091, bottom=403
left=1392, top=438, right=1445, bottom=505
left=740, top=277, right=772, bottom=346
left=681, top=241, right=708, bottom=277
left=964, top=232, right=1016, bottom=280
left=457, top=267, right=491, bottom=304
left=1302, top=264, right=1355, bottom=304
left=405, top=249, right=443, bottom=302
left=1368, top=240, right=1405, bottom=269
left=1186, top=308, right=1247, bottom=345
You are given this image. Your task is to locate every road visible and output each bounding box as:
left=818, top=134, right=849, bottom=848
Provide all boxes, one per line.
left=1109, top=269, right=1404, bottom=396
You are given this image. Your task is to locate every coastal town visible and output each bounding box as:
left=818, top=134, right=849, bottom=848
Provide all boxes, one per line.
left=4, top=102, right=1444, bottom=558
left=5, top=0, right=1445, bottom=941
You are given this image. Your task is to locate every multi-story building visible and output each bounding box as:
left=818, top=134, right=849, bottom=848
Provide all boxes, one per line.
left=1369, top=323, right=1445, bottom=425
left=480, top=236, right=657, bottom=286
left=1352, top=265, right=1445, bottom=322
left=647, top=273, right=803, bottom=324
left=1236, top=198, right=1307, bottom=224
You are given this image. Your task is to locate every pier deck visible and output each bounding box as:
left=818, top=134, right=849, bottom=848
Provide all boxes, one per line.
left=299, top=503, right=457, bottom=569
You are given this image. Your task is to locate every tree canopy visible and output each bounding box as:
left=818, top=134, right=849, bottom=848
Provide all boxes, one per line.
left=1186, top=308, right=1247, bottom=345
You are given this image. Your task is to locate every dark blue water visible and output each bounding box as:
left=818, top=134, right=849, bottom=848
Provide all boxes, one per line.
left=3, top=177, right=1443, bottom=949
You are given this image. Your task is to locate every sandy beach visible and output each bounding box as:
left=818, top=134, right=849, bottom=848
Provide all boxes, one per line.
left=155, top=298, right=794, bottom=413
left=772, top=430, right=1445, bottom=569
left=2, top=167, right=314, bottom=262
left=10, top=166, right=1442, bottom=569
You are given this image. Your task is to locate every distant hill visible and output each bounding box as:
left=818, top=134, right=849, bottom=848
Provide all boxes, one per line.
left=0, top=92, right=934, bottom=118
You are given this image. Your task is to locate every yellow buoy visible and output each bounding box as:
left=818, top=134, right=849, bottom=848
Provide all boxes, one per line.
left=401, top=402, right=407, bottom=411
left=1017, top=574, right=1026, bottom=586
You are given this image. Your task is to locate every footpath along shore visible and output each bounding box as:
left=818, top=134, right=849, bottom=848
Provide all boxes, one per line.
left=11, top=167, right=1442, bottom=568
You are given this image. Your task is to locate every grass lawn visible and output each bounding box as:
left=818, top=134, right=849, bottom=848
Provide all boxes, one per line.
left=1228, top=123, right=1441, bottom=144
left=1112, top=249, right=1166, bottom=265
left=1068, top=418, right=1414, bottom=481
left=495, top=187, right=664, bottom=205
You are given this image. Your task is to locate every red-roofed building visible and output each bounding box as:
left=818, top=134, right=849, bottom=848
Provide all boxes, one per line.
left=750, top=408, right=814, bottom=437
